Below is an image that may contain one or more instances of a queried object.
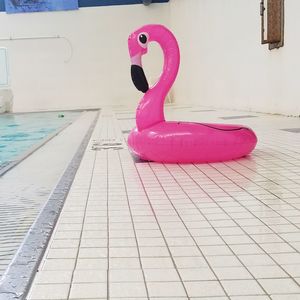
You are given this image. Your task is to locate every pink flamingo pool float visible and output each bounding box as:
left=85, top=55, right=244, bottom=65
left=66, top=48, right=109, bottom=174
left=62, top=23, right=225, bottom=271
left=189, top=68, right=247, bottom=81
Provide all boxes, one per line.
left=128, top=24, right=257, bottom=163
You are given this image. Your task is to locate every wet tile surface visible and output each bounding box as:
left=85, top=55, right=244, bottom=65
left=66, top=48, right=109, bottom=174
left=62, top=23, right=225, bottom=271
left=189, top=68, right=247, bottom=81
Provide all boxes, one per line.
left=27, top=106, right=300, bottom=299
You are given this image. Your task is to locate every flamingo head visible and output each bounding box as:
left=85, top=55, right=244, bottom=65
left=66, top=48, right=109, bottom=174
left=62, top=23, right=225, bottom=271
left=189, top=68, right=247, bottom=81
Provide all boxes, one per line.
left=128, top=25, right=152, bottom=93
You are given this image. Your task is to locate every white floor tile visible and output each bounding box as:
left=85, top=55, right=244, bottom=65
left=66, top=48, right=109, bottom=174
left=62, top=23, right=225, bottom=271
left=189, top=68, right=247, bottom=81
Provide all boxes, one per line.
left=143, top=268, right=180, bottom=281
left=174, top=256, right=208, bottom=268
left=221, top=279, right=265, bottom=296
left=147, top=281, right=186, bottom=297
left=213, top=266, right=253, bottom=280
left=69, top=282, right=107, bottom=299
left=109, top=282, right=147, bottom=298
left=29, top=284, right=70, bottom=299
left=178, top=267, right=216, bottom=281
left=72, top=270, right=107, bottom=283
left=35, top=271, right=72, bottom=284
left=185, top=280, right=226, bottom=297
left=206, top=255, right=242, bottom=267
left=258, top=278, right=300, bottom=294
left=247, top=265, right=289, bottom=279
left=109, top=269, right=144, bottom=282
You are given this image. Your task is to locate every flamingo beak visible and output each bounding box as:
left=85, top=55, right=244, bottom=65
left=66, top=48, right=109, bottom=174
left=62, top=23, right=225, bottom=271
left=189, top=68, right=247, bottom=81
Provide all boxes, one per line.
left=130, top=54, right=149, bottom=93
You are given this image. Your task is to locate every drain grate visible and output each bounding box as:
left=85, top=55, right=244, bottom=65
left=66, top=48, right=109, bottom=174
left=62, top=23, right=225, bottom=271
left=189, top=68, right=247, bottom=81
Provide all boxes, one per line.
left=281, top=128, right=300, bottom=133
left=92, top=139, right=124, bottom=150
left=172, top=106, right=192, bottom=110
left=220, top=115, right=258, bottom=120
left=117, top=117, right=135, bottom=120
left=122, top=130, right=131, bottom=134
left=115, top=111, right=135, bottom=114
left=191, top=109, right=215, bottom=112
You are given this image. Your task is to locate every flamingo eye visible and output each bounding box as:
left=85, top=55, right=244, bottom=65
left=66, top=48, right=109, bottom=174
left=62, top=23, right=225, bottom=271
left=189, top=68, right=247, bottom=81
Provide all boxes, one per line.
left=138, top=33, right=148, bottom=48
left=139, top=34, right=147, bottom=44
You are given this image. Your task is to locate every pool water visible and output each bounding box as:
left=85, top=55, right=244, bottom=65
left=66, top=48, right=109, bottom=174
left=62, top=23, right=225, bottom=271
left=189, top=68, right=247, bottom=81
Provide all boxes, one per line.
left=0, top=111, right=81, bottom=168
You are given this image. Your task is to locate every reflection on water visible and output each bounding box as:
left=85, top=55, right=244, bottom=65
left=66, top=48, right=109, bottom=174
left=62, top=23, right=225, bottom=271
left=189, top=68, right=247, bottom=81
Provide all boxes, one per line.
left=0, top=111, right=81, bottom=167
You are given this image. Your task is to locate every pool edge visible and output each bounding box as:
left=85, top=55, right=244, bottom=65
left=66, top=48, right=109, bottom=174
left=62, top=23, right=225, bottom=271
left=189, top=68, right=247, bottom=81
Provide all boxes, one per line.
left=0, top=110, right=91, bottom=177
left=0, top=110, right=100, bottom=300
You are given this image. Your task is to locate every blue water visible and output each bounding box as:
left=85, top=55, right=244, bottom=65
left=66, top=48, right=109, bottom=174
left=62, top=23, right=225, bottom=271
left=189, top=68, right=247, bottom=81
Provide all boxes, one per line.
left=0, top=111, right=81, bottom=167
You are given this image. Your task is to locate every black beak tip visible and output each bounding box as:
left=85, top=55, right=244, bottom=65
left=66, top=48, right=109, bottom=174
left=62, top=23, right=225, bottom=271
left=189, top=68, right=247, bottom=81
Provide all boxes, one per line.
left=131, top=65, right=149, bottom=93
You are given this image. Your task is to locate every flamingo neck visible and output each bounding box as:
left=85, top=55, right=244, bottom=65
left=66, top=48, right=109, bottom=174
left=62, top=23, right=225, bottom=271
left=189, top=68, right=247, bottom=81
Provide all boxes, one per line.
left=136, top=28, right=180, bottom=131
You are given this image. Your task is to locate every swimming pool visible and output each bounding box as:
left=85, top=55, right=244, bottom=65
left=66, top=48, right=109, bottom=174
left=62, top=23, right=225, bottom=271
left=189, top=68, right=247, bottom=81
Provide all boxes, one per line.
left=0, top=111, right=81, bottom=170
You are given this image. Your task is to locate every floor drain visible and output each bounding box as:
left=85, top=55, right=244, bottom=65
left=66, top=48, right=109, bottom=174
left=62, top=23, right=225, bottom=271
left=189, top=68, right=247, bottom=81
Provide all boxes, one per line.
left=281, top=128, right=300, bottom=133
left=220, top=115, right=258, bottom=120
left=191, top=109, right=215, bottom=112
left=92, top=139, right=124, bottom=150
left=122, top=130, right=131, bottom=134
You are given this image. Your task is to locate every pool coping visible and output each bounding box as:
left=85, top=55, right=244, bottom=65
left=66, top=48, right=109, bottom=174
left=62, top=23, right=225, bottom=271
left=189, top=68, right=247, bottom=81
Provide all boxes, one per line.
left=0, top=110, right=100, bottom=300
left=0, top=110, right=88, bottom=177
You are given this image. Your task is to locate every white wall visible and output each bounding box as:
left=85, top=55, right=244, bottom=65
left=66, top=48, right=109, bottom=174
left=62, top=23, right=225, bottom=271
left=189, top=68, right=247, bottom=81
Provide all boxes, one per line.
left=1, top=1, right=299, bottom=116
left=0, top=4, right=168, bottom=112
left=169, top=0, right=300, bottom=116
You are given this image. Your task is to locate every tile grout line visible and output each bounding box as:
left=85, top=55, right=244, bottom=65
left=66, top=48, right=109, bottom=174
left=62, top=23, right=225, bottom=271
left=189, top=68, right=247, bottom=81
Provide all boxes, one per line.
left=117, top=151, right=151, bottom=300
left=147, top=162, right=231, bottom=299
left=111, top=109, right=150, bottom=299
left=221, top=161, right=300, bottom=246
left=234, top=158, right=300, bottom=206
left=129, top=160, right=190, bottom=299
left=203, top=163, right=300, bottom=286
left=185, top=163, right=299, bottom=289
left=66, top=113, right=104, bottom=299
left=66, top=146, right=98, bottom=299
left=166, top=163, right=272, bottom=299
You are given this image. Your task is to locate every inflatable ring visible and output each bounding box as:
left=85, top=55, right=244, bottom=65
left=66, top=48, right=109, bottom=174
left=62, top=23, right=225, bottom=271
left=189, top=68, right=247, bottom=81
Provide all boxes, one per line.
left=128, top=24, right=257, bottom=163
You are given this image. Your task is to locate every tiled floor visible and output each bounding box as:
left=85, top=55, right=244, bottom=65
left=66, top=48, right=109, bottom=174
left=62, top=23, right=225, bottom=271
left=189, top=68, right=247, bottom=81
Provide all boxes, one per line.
left=27, top=105, right=300, bottom=300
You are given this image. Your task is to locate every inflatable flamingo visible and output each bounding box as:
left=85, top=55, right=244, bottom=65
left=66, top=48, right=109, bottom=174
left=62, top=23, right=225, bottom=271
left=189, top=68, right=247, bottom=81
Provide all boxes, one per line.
left=128, top=24, right=257, bottom=163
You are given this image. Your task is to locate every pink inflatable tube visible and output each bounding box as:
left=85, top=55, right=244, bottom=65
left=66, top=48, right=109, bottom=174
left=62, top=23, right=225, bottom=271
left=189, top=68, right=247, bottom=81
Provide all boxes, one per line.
left=128, top=24, right=257, bottom=163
